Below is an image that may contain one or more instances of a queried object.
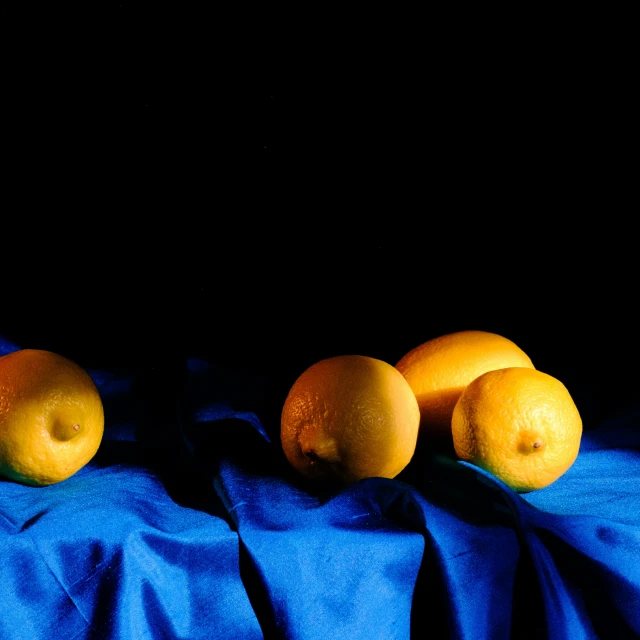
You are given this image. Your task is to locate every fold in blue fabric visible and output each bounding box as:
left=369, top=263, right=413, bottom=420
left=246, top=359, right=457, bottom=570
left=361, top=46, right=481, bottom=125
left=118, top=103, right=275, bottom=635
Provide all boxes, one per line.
left=1, top=335, right=639, bottom=639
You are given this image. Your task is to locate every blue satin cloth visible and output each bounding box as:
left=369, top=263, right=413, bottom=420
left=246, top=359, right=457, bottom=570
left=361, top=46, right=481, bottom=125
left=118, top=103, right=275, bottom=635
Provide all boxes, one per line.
left=1, top=336, right=639, bottom=639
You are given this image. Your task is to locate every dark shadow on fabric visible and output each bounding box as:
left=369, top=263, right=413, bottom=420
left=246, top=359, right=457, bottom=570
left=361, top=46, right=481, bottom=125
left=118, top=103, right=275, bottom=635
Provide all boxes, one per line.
left=399, top=444, right=516, bottom=530
left=92, top=440, right=230, bottom=522
left=93, top=356, right=232, bottom=522
left=535, top=529, right=640, bottom=639
left=509, top=543, right=548, bottom=640
left=179, top=356, right=275, bottom=426
left=398, top=443, right=557, bottom=638
left=19, top=511, right=48, bottom=533
left=92, top=440, right=167, bottom=469
left=160, top=467, right=231, bottom=523
left=410, top=527, right=455, bottom=638
left=369, top=483, right=453, bottom=636
left=187, top=418, right=286, bottom=478
left=140, top=581, right=180, bottom=640
left=237, top=537, right=281, bottom=640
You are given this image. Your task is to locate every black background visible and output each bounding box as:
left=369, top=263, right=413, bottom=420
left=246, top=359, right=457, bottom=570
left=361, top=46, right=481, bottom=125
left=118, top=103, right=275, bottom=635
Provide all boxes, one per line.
left=2, top=6, right=636, bottom=429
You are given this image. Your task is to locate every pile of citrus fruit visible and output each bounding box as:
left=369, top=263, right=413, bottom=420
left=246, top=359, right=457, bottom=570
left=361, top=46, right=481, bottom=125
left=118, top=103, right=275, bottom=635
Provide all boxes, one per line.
left=0, top=330, right=583, bottom=494
left=281, top=330, right=582, bottom=492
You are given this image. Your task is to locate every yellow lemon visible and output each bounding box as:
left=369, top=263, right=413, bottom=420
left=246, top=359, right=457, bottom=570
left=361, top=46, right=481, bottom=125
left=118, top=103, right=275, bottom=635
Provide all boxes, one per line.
left=451, top=367, right=582, bottom=492
left=395, top=330, right=535, bottom=438
left=281, top=355, right=420, bottom=486
left=0, top=349, right=104, bottom=486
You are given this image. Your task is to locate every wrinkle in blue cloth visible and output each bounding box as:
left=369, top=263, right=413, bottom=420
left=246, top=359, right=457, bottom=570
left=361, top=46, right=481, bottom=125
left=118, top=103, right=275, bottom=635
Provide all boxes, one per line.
left=1, top=335, right=640, bottom=639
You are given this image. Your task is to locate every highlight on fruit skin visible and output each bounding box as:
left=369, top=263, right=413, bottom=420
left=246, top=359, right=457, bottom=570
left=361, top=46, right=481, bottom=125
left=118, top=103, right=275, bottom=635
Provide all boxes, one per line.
left=280, top=354, right=421, bottom=487
left=395, top=330, right=535, bottom=437
left=451, top=366, right=583, bottom=492
left=0, top=349, right=105, bottom=487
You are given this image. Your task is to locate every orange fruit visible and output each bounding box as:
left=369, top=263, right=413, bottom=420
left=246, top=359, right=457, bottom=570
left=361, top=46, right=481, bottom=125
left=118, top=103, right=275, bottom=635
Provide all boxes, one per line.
left=395, top=330, right=535, bottom=437
left=451, top=367, right=582, bottom=492
left=0, top=349, right=104, bottom=486
left=280, top=355, right=420, bottom=485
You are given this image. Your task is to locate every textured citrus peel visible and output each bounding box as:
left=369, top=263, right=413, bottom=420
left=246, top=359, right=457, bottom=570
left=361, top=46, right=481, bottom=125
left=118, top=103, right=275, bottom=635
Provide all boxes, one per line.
left=452, top=367, right=582, bottom=492
left=51, top=417, right=83, bottom=442
left=395, top=330, right=535, bottom=435
left=518, top=432, right=545, bottom=454
left=0, top=349, right=105, bottom=486
left=281, top=355, right=420, bottom=486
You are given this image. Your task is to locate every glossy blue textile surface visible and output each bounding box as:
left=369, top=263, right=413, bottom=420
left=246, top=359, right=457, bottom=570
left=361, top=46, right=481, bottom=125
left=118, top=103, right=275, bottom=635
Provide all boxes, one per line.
left=1, top=336, right=639, bottom=639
